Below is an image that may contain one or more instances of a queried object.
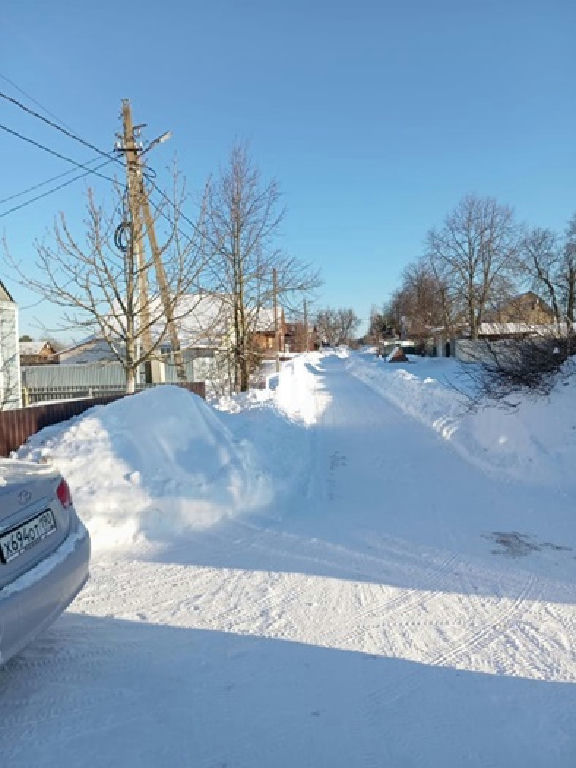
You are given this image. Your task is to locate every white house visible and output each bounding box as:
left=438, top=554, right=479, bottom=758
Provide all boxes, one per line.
left=33, top=294, right=283, bottom=396
left=0, top=280, right=21, bottom=409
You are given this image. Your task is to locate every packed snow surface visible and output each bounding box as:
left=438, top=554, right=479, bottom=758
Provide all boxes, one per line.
left=3, top=351, right=576, bottom=767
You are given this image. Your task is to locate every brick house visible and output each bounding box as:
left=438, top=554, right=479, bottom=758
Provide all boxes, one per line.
left=19, top=340, right=60, bottom=366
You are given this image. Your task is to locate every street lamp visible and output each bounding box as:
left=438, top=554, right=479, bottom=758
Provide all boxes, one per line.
left=143, top=131, right=172, bottom=154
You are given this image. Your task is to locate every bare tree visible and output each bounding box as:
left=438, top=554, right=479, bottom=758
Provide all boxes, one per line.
left=561, top=213, right=576, bottom=336
left=455, top=337, right=571, bottom=410
left=5, top=178, right=208, bottom=393
left=378, top=258, right=454, bottom=346
left=366, top=305, right=389, bottom=343
left=204, top=144, right=320, bottom=391
left=516, top=227, right=562, bottom=327
left=316, top=307, right=360, bottom=347
left=400, top=260, right=452, bottom=340
left=426, top=195, right=520, bottom=339
left=458, top=214, right=576, bottom=408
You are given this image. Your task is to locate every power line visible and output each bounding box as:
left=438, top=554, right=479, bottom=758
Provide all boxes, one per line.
left=0, top=89, right=196, bottom=240
left=0, top=89, right=122, bottom=167
left=148, top=179, right=203, bottom=240
left=146, top=182, right=202, bottom=248
left=0, top=122, right=117, bottom=184
left=0, top=155, right=106, bottom=205
left=0, top=159, right=116, bottom=218
left=0, top=72, right=77, bottom=133
left=1, top=92, right=201, bottom=244
left=0, top=121, right=180, bottom=233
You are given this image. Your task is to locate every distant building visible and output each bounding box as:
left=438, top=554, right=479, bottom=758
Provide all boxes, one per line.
left=250, top=306, right=286, bottom=357
left=48, top=295, right=287, bottom=395
left=474, top=292, right=560, bottom=341
left=488, top=292, right=555, bottom=325
left=284, top=322, right=319, bottom=353
left=426, top=292, right=562, bottom=357
left=19, top=340, right=60, bottom=366
left=0, top=280, right=21, bottom=409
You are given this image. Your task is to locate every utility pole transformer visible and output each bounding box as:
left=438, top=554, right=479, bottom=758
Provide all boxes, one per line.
left=118, top=99, right=186, bottom=382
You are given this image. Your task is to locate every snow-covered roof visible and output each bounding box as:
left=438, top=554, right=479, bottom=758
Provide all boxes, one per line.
left=478, top=322, right=573, bottom=336
left=169, top=294, right=281, bottom=339
left=106, top=293, right=283, bottom=348
left=254, top=307, right=281, bottom=333
left=172, top=294, right=229, bottom=346
left=59, top=338, right=120, bottom=364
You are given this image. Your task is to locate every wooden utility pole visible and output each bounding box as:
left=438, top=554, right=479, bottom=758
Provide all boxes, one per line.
left=139, top=188, right=186, bottom=381
left=303, top=298, right=309, bottom=353
left=120, top=99, right=186, bottom=382
left=122, top=100, right=152, bottom=362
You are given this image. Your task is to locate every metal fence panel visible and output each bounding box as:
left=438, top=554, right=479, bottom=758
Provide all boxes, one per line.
left=22, top=363, right=127, bottom=388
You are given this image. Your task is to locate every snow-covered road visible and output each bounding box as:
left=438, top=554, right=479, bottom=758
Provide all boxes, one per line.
left=2, top=353, right=575, bottom=766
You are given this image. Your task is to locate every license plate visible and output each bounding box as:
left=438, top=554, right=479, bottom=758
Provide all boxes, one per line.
left=0, top=509, right=57, bottom=564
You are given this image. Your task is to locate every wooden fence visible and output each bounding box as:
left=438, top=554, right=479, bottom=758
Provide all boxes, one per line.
left=0, top=382, right=206, bottom=458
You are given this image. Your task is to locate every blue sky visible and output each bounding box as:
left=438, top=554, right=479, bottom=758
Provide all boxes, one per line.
left=2, top=0, right=575, bottom=339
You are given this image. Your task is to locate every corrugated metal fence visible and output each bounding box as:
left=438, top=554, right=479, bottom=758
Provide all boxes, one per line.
left=0, top=383, right=206, bottom=457
left=21, top=362, right=202, bottom=403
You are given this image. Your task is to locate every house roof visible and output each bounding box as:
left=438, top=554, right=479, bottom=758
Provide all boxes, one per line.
left=127, top=293, right=283, bottom=346
left=67, top=294, right=285, bottom=358
left=253, top=306, right=283, bottom=333
left=19, top=341, right=57, bottom=356
left=490, top=291, right=555, bottom=318
left=0, top=279, right=14, bottom=303
left=58, top=337, right=121, bottom=364
left=478, top=322, right=571, bottom=336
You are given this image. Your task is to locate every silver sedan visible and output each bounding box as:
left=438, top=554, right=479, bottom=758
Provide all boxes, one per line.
left=0, top=459, right=90, bottom=664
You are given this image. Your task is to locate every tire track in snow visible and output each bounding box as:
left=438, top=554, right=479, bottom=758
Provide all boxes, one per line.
left=357, top=571, right=550, bottom=768
left=426, top=572, right=538, bottom=670
left=322, top=552, right=461, bottom=651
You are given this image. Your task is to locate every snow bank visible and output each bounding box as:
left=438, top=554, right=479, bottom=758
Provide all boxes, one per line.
left=17, top=387, right=272, bottom=549
left=347, top=352, right=576, bottom=488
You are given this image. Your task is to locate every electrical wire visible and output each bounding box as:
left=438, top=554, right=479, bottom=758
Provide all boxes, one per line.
left=148, top=179, right=203, bottom=240
left=0, top=158, right=116, bottom=218
left=0, top=73, right=77, bottom=133
left=0, top=89, right=122, bottom=167
left=0, top=122, right=117, bottom=184
left=0, top=90, right=199, bottom=246
left=145, top=183, right=201, bottom=248
left=0, top=88, right=190, bottom=239
left=0, top=155, right=106, bottom=205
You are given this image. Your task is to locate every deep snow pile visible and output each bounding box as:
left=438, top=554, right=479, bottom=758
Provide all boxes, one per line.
left=14, top=350, right=576, bottom=551
left=347, top=352, right=576, bottom=488
left=16, top=387, right=271, bottom=549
